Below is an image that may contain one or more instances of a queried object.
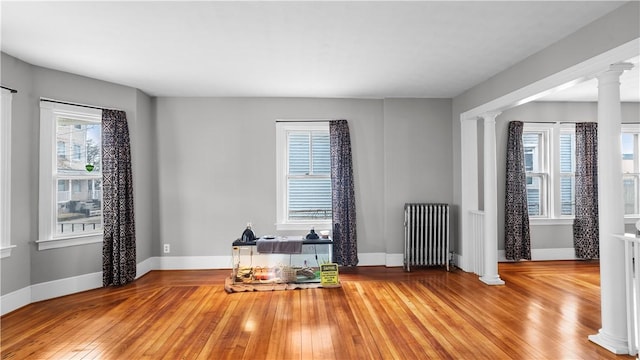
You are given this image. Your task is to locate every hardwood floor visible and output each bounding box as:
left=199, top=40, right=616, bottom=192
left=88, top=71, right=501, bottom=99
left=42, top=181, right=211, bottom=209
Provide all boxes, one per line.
left=0, top=261, right=633, bottom=359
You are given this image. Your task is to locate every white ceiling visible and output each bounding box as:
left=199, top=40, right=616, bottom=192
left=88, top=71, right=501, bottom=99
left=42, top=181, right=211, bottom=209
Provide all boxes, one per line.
left=1, top=1, right=637, bottom=100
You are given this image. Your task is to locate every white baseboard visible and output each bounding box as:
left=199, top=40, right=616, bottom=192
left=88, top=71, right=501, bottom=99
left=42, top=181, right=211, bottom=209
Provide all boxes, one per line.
left=498, top=247, right=578, bottom=262
left=385, top=253, right=404, bottom=267
left=31, top=271, right=102, bottom=303
left=357, top=252, right=386, bottom=266
left=158, top=255, right=232, bottom=270
left=2, top=258, right=158, bottom=316
left=356, top=252, right=403, bottom=267
left=1, top=286, right=31, bottom=316
left=136, top=256, right=158, bottom=278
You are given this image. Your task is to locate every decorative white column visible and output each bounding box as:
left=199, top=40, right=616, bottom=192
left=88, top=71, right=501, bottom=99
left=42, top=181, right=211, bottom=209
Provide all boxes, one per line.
left=459, top=118, right=479, bottom=273
left=589, top=62, right=634, bottom=354
left=480, top=112, right=505, bottom=285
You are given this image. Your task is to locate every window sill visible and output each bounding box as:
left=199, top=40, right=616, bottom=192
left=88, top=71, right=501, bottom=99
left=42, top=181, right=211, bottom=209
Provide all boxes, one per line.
left=276, top=222, right=332, bottom=232
left=0, top=245, right=16, bottom=258
left=529, top=217, right=639, bottom=226
left=529, top=218, right=574, bottom=226
left=37, top=234, right=102, bottom=250
left=625, top=217, right=640, bottom=226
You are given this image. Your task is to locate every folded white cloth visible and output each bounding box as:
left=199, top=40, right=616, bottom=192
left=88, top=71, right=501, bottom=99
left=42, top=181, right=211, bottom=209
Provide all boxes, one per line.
left=256, top=237, right=303, bottom=254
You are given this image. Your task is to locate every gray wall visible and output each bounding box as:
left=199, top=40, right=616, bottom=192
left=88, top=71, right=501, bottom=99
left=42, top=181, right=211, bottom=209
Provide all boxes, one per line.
left=494, top=102, right=640, bottom=250
left=132, top=90, right=157, bottom=260
left=1, top=52, right=155, bottom=293
left=451, top=1, right=640, bottom=257
left=154, top=97, right=453, bottom=258
left=383, top=99, right=453, bottom=254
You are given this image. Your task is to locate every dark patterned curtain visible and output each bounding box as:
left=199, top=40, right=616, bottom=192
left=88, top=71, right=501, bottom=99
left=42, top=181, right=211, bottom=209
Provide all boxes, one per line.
left=574, top=122, right=599, bottom=259
left=330, top=120, right=358, bottom=266
left=504, top=121, right=531, bottom=260
left=102, top=109, right=137, bottom=286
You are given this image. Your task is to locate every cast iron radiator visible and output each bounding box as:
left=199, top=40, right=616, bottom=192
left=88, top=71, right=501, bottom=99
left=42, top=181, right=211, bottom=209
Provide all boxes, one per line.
left=404, top=203, right=450, bottom=272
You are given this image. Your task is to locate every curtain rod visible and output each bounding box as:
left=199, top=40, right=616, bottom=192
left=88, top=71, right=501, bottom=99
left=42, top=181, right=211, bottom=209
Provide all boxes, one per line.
left=521, top=121, right=639, bottom=125
left=275, top=120, right=331, bottom=123
left=40, top=98, right=121, bottom=112
left=1, top=86, right=17, bottom=94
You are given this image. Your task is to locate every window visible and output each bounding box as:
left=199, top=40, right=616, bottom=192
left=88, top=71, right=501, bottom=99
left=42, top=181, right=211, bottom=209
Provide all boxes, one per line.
left=57, top=141, right=66, bottom=159
left=1, top=88, right=15, bottom=257
left=622, top=125, right=640, bottom=217
left=276, top=122, right=332, bottom=231
left=39, top=101, right=103, bottom=250
left=73, top=144, right=82, bottom=161
left=523, top=123, right=575, bottom=220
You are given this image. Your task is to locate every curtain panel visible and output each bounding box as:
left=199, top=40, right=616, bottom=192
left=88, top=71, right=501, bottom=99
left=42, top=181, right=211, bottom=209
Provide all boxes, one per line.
left=102, top=109, right=137, bottom=286
left=573, top=122, right=599, bottom=259
left=330, top=120, right=358, bottom=266
left=504, top=121, right=532, bottom=261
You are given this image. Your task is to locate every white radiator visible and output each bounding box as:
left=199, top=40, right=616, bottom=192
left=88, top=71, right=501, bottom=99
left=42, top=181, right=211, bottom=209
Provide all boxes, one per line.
left=404, top=203, right=450, bottom=272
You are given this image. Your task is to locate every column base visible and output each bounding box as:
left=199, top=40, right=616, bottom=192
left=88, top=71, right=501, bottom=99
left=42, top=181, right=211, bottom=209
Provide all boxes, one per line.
left=589, top=329, right=630, bottom=354
left=479, top=275, right=505, bottom=286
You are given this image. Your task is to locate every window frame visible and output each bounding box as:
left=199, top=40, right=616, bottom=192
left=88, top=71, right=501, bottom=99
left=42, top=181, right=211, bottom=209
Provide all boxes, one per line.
left=38, top=101, right=103, bottom=250
left=622, top=123, right=640, bottom=220
left=275, top=121, right=332, bottom=231
left=1, top=89, right=15, bottom=258
left=523, top=123, right=576, bottom=224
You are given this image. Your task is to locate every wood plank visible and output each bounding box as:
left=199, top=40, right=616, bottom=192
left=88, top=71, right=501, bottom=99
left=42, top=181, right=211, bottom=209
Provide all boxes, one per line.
left=0, top=261, right=634, bottom=360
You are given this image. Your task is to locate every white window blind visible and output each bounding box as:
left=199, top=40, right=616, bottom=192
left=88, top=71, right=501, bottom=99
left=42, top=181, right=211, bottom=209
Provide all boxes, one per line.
left=559, top=132, right=575, bottom=216
left=287, top=131, right=332, bottom=220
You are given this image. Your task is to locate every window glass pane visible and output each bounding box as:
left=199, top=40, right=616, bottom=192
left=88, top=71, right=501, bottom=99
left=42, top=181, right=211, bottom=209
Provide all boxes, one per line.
left=622, top=133, right=639, bottom=215
left=559, top=133, right=575, bottom=173
left=523, top=133, right=541, bottom=172
left=288, top=178, right=332, bottom=220
left=56, top=178, right=102, bottom=235
left=56, top=118, right=102, bottom=176
left=622, top=133, right=635, bottom=172
left=55, top=117, right=102, bottom=236
left=526, top=175, right=542, bottom=216
left=624, top=176, right=638, bottom=215
left=288, top=133, right=310, bottom=175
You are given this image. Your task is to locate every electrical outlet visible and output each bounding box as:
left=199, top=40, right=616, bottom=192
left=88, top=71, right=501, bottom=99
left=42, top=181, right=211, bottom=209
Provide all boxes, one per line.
left=163, top=244, right=170, bottom=253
